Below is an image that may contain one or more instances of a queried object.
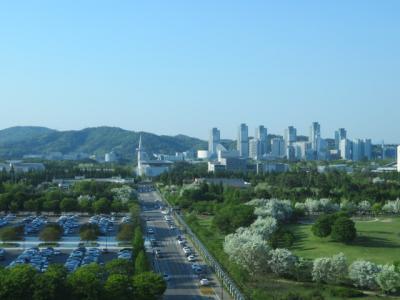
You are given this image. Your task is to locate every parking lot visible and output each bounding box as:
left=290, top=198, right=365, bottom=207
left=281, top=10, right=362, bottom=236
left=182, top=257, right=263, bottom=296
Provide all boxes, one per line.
left=0, top=213, right=133, bottom=271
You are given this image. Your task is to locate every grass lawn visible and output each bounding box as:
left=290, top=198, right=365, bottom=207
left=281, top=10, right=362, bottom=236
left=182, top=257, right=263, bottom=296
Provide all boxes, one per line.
left=288, top=217, right=400, bottom=264
left=186, top=214, right=386, bottom=300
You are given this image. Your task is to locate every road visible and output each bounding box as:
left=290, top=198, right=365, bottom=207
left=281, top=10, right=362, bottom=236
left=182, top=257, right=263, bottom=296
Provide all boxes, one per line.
left=139, top=191, right=220, bottom=300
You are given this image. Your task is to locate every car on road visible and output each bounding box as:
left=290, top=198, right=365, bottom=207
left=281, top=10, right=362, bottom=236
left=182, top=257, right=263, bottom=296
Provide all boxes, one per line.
left=147, top=228, right=154, bottom=234
left=0, top=248, right=5, bottom=260
left=163, top=273, right=170, bottom=281
left=200, top=278, right=210, bottom=286
left=183, top=247, right=191, bottom=255
left=187, top=255, right=196, bottom=262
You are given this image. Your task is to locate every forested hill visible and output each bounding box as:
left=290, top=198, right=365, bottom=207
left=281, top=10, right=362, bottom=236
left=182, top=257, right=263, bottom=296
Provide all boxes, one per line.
left=0, top=126, right=207, bottom=160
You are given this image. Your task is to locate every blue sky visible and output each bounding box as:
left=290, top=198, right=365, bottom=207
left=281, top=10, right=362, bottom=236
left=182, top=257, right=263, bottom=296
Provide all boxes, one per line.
left=0, top=1, right=399, bottom=142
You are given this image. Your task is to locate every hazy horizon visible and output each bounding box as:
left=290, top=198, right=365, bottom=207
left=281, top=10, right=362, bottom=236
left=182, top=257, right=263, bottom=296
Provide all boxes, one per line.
left=0, top=1, right=399, bottom=143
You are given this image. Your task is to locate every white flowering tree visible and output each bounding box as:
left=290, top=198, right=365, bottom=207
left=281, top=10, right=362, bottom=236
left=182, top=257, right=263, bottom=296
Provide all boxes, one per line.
left=349, top=260, right=381, bottom=290
left=382, top=199, right=400, bottom=214
left=312, top=257, right=331, bottom=283
left=304, top=198, right=321, bottom=214
left=320, top=198, right=340, bottom=213
left=248, top=199, right=293, bottom=222
left=329, top=253, right=348, bottom=284
left=340, top=199, right=357, bottom=212
left=376, top=265, right=400, bottom=293
left=358, top=201, right=371, bottom=214
left=111, top=185, right=136, bottom=203
left=268, top=248, right=298, bottom=277
left=250, top=217, right=278, bottom=240
left=294, top=202, right=306, bottom=212
left=312, top=253, right=348, bottom=284
left=224, top=227, right=270, bottom=275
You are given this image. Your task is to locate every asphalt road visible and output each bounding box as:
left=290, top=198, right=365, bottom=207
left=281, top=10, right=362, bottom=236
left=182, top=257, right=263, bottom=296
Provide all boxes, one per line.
left=139, top=191, right=217, bottom=300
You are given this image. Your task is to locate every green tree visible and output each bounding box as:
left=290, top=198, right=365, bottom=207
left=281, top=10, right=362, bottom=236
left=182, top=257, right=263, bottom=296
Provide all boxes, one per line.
left=311, top=215, right=335, bottom=238
left=104, top=274, right=133, bottom=300
left=105, top=259, right=134, bottom=276
left=133, top=272, right=167, bottom=300
left=117, top=224, right=135, bottom=242
left=60, top=198, right=79, bottom=212
left=331, top=217, right=357, bottom=243
left=0, top=265, right=37, bottom=300
left=133, top=226, right=144, bottom=254
left=67, top=264, right=104, bottom=300
left=135, top=250, right=149, bottom=274
left=93, top=198, right=111, bottom=214
left=0, top=225, right=24, bottom=241
left=79, top=224, right=100, bottom=242
left=39, top=224, right=63, bottom=242
left=213, top=204, right=255, bottom=234
left=33, top=264, right=69, bottom=300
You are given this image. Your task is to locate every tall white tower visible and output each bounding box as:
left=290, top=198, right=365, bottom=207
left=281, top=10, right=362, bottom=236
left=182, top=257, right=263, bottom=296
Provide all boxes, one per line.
left=137, top=135, right=147, bottom=176
left=397, top=145, right=400, bottom=172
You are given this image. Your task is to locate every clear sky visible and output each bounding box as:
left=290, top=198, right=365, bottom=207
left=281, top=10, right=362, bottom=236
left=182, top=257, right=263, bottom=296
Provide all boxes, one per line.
left=0, top=1, right=399, bottom=143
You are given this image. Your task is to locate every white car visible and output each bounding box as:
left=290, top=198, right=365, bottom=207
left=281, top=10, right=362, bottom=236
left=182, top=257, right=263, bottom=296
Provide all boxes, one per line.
left=200, top=278, right=210, bottom=286
left=187, top=255, right=196, bottom=262
left=183, top=247, right=191, bottom=254
left=163, top=273, right=171, bottom=281
left=178, top=239, right=185, bottom=245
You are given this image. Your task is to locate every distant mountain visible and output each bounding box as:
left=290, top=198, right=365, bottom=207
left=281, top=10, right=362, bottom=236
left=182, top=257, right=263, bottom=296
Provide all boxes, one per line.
left=0, top=126, right=207, bottom=161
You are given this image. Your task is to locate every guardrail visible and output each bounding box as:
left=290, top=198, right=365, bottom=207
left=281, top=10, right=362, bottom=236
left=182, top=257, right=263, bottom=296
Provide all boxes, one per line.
left=158, top=190, right=246, bottom=300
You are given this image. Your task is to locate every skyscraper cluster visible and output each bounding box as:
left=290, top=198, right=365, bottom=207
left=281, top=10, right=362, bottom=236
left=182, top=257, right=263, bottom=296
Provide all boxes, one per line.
left=208, top=122, right=375, bottom=162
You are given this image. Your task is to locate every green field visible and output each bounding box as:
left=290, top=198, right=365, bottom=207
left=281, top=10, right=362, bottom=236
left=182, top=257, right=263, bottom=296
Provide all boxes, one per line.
left=186, top=214, right=386, bottom=300
left=289, top=217, right=400, bottom=264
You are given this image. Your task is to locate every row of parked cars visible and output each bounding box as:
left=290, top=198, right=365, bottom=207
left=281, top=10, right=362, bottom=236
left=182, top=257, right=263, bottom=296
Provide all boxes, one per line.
left=64, top=247, right=101, bottom=272
left=23, top=216, right=47, bottom=235
left=89, top=215, right=115, bottom=235
left=0, top=214, right=16, bottom=227
left=8, top=247, right=59, bottom=272
left=58, top=215, right=80, bottom=235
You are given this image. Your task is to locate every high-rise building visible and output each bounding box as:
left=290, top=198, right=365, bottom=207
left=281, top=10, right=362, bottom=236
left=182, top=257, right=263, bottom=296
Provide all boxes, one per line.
left=286, top=145, right=296, bottom=161
left=310, top=122, right=321, bottom=153
left=335, top=128, right=347, bottom=150
left=249, top=138, right=261, bottom=160
left=255, top=125, right=268, bottom=156
left=271, top=137, right=285, bottom=157
left=237, top=123, right=249, bottom=158
left=340, top=139, right=352, bottom=160
left=208, top=128, right=220, bottom=155
left=352, top=139, right=363, bottom=161
left=397, top=146, right=400, bottom=172
left=364, top=139, right=372, bottom=160
left=284, top=126, right=297, bottom=150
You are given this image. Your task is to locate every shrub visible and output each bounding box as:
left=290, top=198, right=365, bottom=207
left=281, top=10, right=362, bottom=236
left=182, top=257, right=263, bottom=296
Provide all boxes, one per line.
left=331, top=217, right=357, bottom=243
left=329, top=287, right=364, bottom=298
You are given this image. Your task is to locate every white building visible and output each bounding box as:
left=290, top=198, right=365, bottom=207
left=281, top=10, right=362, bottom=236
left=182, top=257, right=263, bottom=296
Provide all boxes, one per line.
left=197, top=150, right=209, bottom=160
left=340, top=139, right=352, bottom=160
left=237, top=123, right=249, bottom=158
left=0, top=162, right=45, bottom=173
left=136, top=136, right=171, bottom=177
left=249, top=138, right=261, bottom=160
left=397, top=146, right=400, bottom=172
left=105, top=151, right=118, bottom=163
left=335, top=128, right=347, bottom=150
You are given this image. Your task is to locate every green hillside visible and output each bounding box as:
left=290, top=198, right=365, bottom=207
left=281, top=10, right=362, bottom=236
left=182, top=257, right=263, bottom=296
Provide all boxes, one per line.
left=0, top=126, right=207, bottom=160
